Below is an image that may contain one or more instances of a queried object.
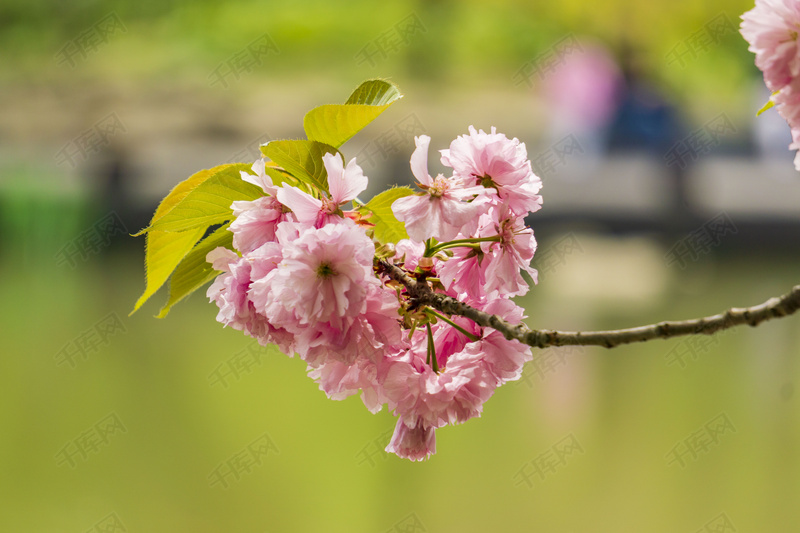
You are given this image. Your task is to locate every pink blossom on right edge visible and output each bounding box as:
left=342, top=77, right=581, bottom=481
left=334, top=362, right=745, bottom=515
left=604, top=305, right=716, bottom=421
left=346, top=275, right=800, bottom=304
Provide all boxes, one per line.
left=740, top=0, right=800, bottom=92
left=741, top=0, right=800, bottom=169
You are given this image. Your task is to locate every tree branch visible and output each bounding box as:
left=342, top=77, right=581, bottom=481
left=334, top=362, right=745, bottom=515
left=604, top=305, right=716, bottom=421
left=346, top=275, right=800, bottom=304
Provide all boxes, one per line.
left=377, top=259, right=800, bottom=349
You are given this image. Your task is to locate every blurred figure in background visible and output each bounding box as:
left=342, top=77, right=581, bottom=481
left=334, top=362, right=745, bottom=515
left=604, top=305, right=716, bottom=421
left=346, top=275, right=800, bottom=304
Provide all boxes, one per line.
left=541, top=41, right=622, bottom=159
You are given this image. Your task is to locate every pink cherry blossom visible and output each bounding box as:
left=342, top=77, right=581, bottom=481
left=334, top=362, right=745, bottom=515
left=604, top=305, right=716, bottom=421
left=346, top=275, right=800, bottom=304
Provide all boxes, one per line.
left=277, top=153, right=368, bottom=227
left=441, top=126, right=543, bottom=216
left=479, top=206, right=538, bottom=297
left=206, top=244, right=294, bottom=354
left=202, top=120, right=548, bottom=462
left=260, top=219, right=377, bottom=330
left=461, top=299, right=532, bottom=385
left=393, top=239, right=426, bottom=271
left=391, top=135, right=490, bottom=242
left=229, top=196, right=288, bottom=253
left=381, top=327, right=498, bottom=430
left=385, top=418, right=436, bottom=461
left=741, top=0, right=800, bottom=168
left=436, top=245, right=487, bottom=299
left=791, top=127, right=800, bottom=170
left=307, top=356, right=388, bottom=414
left=740, top=0, right=800, bottom=93
left=240, top=158, right=278, bottom=195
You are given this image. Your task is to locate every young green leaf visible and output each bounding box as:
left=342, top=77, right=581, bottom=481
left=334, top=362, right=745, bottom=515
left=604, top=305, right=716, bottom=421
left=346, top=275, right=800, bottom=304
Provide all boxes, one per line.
left=156, top=223, right=234, bottom=318
left=141, top=163, right=262, bottom=234
left=303, top=79, right=403, bottom=148
left=359, top=186, right=415, bottom=244
left=134, top=164, right=238, bottom=235
left=345, top=79, right=403, bottom=106
left=131, top=227, right=206, bottom=314
left=260, top=140, right=340, bottom=193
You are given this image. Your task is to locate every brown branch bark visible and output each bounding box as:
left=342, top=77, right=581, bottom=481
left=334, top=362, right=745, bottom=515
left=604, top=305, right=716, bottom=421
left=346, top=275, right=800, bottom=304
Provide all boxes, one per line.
left=377, top=259, right=800, bottom=349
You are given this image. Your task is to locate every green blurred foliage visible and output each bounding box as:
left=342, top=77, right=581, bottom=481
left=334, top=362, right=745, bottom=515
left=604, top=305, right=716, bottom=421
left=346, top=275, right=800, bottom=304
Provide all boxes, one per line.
left=1, top=0, right=757, bottom=105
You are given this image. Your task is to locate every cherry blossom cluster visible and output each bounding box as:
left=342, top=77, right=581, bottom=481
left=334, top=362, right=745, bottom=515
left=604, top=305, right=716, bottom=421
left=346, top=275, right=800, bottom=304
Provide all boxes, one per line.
left=741, top=0, right=800, bottom=169
left=207, top=126, right=542, bottom=460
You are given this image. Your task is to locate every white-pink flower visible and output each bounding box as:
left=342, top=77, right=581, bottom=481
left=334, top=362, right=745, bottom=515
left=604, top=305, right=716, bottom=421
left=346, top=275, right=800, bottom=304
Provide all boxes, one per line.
left=240, top=158, right=278, bottom=195
left=441, top=126, right=542, bottom=216
left=277, top=153, right=368, bottom=227
left=392, top=135, right=490, bottom=242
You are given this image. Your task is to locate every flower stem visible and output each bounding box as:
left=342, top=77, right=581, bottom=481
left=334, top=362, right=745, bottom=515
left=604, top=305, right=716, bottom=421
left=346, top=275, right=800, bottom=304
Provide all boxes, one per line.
left=429, top=236, right=500, bottom=255
left=424, top=238, right=435, bottom=257
left=426, top=323, right=439, bottom=373
left=427, top=309, right=480, bottom=342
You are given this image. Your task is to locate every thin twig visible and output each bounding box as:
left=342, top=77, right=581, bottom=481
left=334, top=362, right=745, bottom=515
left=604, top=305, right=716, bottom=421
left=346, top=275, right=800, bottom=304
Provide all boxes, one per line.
left=377, top=259, right=800, bottom=349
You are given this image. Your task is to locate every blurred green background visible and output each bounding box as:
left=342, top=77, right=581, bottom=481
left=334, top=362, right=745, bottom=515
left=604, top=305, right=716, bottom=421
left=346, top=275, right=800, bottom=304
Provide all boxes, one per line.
left=2, top=0, right=800, bottom=531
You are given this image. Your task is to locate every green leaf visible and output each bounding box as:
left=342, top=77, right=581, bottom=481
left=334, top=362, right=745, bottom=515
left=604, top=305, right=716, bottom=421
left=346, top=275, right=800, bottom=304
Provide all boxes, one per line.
left=260, top=140, right=340, bottom=193
left=303, top=79, right=403, bottom=148
left=135, top=164, right=236, bottom=235
left=131, top=162, right=262, bottom=314
left=141, top=163, right=262, bottom=233
left=131, top=227, right=206, bottom=314
left=359, top=186, right=415, bottom=244
left=345, top=79, right=403, bottom=106
left=262, top=163, right=298, bottom=187
left=156, top=223, right=234, bottom=318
